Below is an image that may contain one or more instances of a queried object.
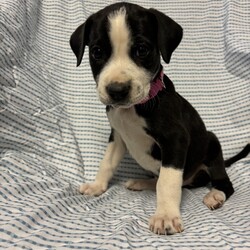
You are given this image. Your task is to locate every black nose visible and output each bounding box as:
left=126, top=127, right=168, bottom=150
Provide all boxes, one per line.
left=106, top=82, right=131, bottom=102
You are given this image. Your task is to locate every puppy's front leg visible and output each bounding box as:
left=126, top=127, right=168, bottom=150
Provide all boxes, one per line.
left=149, top=167, right=183, bottom=235
left=149, top=130, right=188, bottom=235
left=80, top=130, right=126, bottom=196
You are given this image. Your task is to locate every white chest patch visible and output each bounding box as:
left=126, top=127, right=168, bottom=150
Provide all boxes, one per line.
left=107, top=107, right=161, bottom=175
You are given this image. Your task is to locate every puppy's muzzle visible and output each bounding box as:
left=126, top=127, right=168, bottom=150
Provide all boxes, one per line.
left=106, top=81, right=131, bottom=103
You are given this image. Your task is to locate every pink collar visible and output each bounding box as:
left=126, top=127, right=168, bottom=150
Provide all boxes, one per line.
left=139, top=70, right=165, bottom=104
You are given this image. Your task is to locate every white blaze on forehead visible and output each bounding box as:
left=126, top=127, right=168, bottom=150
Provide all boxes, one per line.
left=97, top=6, right=152, bottom=105
left=108, top=7, right=130, bottom=58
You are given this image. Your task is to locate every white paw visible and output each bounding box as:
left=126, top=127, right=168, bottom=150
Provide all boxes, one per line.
left=125, top=179, right=144, bottom=191
left=79, top=182, right=107, bottom=196
left=203, top=188, right=226, bottom=210
left=149, top=213, right=184, bottom=235
left=125, top=178, right=157, bottom=191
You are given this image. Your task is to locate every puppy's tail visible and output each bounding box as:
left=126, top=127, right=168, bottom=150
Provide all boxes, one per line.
left=225, top=143, right=250, bottom=167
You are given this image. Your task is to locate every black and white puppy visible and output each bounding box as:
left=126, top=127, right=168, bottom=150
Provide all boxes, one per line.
left=70, top=2, right=249, bottom=235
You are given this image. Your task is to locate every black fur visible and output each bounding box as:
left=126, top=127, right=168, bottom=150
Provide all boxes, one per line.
left=70, top=2, right=249, bottom=202
left=70, top=2, right=182, bottom=78
left=225, top=144, right=250, bottom=167
left=135, top=76, right=235, bottom=195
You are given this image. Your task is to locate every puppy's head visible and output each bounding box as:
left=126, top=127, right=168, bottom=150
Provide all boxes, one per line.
left=70, top=3, right=182, bottom=107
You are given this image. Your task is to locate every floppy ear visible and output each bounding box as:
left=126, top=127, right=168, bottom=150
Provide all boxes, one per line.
left=149, top=9, right=183, bottom=64
left=69, top=18, right=92, bottom=66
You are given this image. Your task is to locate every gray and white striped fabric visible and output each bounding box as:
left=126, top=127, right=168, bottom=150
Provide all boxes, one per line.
left=1, top=0, right=249, bottom=249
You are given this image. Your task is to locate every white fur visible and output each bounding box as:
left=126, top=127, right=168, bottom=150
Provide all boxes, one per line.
left=149, top=167, right=184, bottom=234
left=97, top=8, right=152, bottom=105
left=125, top=178, right=157, bottom=191
left=203, top=188, right=226, bottom=210
left=80, top=132, right=126, bottom=196
left=80, top=7, right=184, bottom=235
left=108, top=107, right=161, bottom=175
left=80, top=106, right=161, bottom=195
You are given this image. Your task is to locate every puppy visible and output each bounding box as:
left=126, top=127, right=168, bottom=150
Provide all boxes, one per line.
left=70, top=2, right=250, bottom=235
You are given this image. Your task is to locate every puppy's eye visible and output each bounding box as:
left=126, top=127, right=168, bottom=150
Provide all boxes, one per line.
left=135, top=45, right=149, bottom=58
left=91, top=46, right=103, bottom=60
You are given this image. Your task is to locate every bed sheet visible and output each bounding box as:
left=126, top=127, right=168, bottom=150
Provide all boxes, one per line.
left=0, top=0, right=250, bottom=249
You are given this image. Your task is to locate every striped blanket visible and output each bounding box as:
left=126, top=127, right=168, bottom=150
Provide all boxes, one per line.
left=1, top=0, right=249, bottom=249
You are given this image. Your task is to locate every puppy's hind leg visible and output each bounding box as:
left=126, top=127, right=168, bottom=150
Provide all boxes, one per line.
left=125, top=178, right=157, bottom=191
left=203, top=132, right=234, bottom=210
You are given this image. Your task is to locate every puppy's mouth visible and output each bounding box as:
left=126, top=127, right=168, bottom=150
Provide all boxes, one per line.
left=98, top=68, right=164, bottom=108
left=98, top=92, right=149, bottom=109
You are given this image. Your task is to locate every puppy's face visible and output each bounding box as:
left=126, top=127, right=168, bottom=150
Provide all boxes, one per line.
left=70, top=3, right=183, bottom=107
left=90, top=7, right=159, bottom=107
